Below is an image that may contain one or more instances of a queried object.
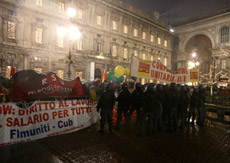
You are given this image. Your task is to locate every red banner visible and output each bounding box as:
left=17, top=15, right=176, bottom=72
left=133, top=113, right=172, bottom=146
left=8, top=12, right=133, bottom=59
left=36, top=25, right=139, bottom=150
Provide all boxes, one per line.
left=9, top=71, right=84, bottom=102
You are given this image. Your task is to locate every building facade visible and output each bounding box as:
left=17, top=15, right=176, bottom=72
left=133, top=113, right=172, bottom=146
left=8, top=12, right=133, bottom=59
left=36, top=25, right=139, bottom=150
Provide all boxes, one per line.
left=0, top=0, right=173, bottom=83
left=173, top=9, right=230, bottom=85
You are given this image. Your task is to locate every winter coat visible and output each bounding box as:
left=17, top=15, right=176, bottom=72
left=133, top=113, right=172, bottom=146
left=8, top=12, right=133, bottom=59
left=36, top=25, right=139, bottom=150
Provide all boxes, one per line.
left=97, top=91, right=115, bottom=111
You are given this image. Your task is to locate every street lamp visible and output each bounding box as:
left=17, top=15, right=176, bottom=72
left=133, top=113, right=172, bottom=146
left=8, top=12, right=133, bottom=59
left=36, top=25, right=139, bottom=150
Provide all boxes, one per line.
left=67, top=25, right=81, bottom=79
left=187, top=51, right=200, bottom=86
left=195, top=61, right=200, bottom=66
left=57, top=8, right=82, bottom=79
left=67, top=7, right=76, bottom=17
left=192, top=52, right=197, bottom=58
left=188, top=51, right=199, bottom=69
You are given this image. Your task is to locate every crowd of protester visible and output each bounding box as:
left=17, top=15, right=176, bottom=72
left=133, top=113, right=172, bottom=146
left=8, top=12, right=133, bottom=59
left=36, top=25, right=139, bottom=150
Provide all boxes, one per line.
left=0, top=76, right=219, bottom=136
left=96, top=81, right=206, bottom=136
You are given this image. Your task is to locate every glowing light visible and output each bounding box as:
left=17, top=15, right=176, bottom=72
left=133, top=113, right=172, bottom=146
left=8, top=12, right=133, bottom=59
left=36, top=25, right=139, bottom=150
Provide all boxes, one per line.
left=67, top=8, right=76, bottom=17
left=96, top=53, right=105, bottom=59
left=170, top=28, right=174, bottom=32
left=96, top=55, right=104, bottom=59
left=192, top=52, right=197, bottom=58
left=57, top=26, right=66, bottom=36
left=188, top=61, right=195, bottom=69
left=69, top=26, right=81, bottom=40
left=188, top=61, right=195, bottom=67
left=186, top=82, right=193, bottom=86
left=195, top=61, right=200, bottom=66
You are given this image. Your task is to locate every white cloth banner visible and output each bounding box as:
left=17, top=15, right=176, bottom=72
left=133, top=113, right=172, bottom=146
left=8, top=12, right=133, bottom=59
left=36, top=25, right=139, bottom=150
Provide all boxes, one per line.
left=130, top=55, right=190, bottom=84
left=0, top=99, right=100, bottom=146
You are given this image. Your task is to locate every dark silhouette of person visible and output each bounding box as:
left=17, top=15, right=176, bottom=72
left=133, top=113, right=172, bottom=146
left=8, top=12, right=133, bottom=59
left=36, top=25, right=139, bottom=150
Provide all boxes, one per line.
left=115, top=83, right=131, bottom=130
left=97, top=83, right=115, bottom=133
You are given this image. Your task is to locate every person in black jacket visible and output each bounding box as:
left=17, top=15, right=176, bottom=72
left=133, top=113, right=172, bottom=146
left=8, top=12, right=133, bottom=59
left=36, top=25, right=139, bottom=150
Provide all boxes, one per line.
left=128, top=82, right=143, bottom=128
left=115, top=83, right=131, bottom=130
left=197, top=85, right=206, bottom=127
left=97, top=83, right=115, bottom=133
left=168, top=82, right=179, bottom=132
left=177, top=85, right=189, bottom=129
left=188, top=88, right=199, bottom=125
left=153, top=84, right=163, bottom=133
left=139, top=84, right=155, bottom=136
left=162, top=85, right=169, bottom=129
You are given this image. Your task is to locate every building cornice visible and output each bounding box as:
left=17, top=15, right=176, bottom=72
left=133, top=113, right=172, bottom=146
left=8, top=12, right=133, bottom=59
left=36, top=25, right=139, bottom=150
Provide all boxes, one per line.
left=173, top=8, right=230, bottom=28
left=98, top=0, right=171, bottom=33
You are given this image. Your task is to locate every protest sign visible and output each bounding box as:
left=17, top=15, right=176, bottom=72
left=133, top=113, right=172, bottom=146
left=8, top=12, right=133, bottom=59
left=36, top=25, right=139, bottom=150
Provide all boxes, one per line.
left=130, top=55, right=190, bottom=84
left=0, top=99, right=100, bottom=146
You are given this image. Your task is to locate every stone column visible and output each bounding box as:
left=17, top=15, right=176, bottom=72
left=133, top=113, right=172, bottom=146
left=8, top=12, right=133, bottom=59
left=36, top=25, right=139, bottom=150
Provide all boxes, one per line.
left=24, top=55, right=28, bottom=69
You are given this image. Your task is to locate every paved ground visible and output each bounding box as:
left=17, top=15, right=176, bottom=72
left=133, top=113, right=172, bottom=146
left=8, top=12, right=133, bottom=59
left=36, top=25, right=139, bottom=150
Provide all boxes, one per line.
left=1, top=122, right=230, bottom=163
left=40, top=122, right=229, bottom=163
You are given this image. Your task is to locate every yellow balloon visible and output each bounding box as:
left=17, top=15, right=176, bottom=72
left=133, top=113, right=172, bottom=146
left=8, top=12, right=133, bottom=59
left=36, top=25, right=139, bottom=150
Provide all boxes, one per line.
left=125, top=68, right=130, bottom=76
left=114, top=65, right=125, bottom=77
left=115, top=72, right=120, bottom=77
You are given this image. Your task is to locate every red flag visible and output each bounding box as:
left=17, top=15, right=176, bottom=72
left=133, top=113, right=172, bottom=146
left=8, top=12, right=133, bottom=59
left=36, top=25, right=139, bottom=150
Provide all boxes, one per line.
left=9, top=71, right=85, bottom=102
left=10, top=60, right=16, bottom=77
left=102, top=70, right=107, bottom=82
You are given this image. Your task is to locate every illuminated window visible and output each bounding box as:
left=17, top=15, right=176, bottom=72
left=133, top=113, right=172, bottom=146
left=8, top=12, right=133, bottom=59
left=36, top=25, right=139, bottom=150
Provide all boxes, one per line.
left=124, top=25, right=128, bottom=34
left=150, top=35, right=154, bottom=42
left=76, top=71, right=83, bottom=80
left=158, top=37, right=161, bottom=45
left=35, top=28, right=43, bottom=44
left=34, top=68, right=42, bottom=73
left=221, top=26, right=229, bottom=43
left=57, top=70, right=64, bottom=79
left=164, top=57, right=167, bottom=66
left=222, top=60, right=226, bottom=69
left=112, top=21, right=117, bottom=30
left=97, top=15, right=102, bottom=25
left=158, top=56, right=161, bottom=61
left=142, top=32, right=146, bottom=40
left=77, top=39, right=83, bottom=50
left=112, top=45, right=117, bottom=57
left=36, top=0, right=42, bottom=6
left=134, top=50, right=138, bottom=57
left=7, top=21, right=16, bottom=39
left=150, top=55, right=154, bottom=61
left=134, top=28, right=138, bottom=37
left=164, top=40, right=168, bottom=47
left=58, top=35, right=64, bottom=47
left=123, top=48, right=128, bottom=59
left=143, top=53, right=146, bottom=60
left=58, top=1, right=65, bottom=12
left=150, top=79, right=153, bottom=83
left=77, top=9, right=83, bottom=19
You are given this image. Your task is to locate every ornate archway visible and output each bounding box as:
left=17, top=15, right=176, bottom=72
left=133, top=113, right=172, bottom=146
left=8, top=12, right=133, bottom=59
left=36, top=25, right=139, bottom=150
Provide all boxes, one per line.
left=184, top=34, right=212, bottom=82
left=181, top=30, right=215, bottom=51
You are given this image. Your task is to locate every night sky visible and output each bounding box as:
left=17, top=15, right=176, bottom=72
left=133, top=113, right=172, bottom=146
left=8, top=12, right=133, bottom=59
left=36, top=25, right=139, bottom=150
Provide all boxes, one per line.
left=124, top=0, right=230, bottom=24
